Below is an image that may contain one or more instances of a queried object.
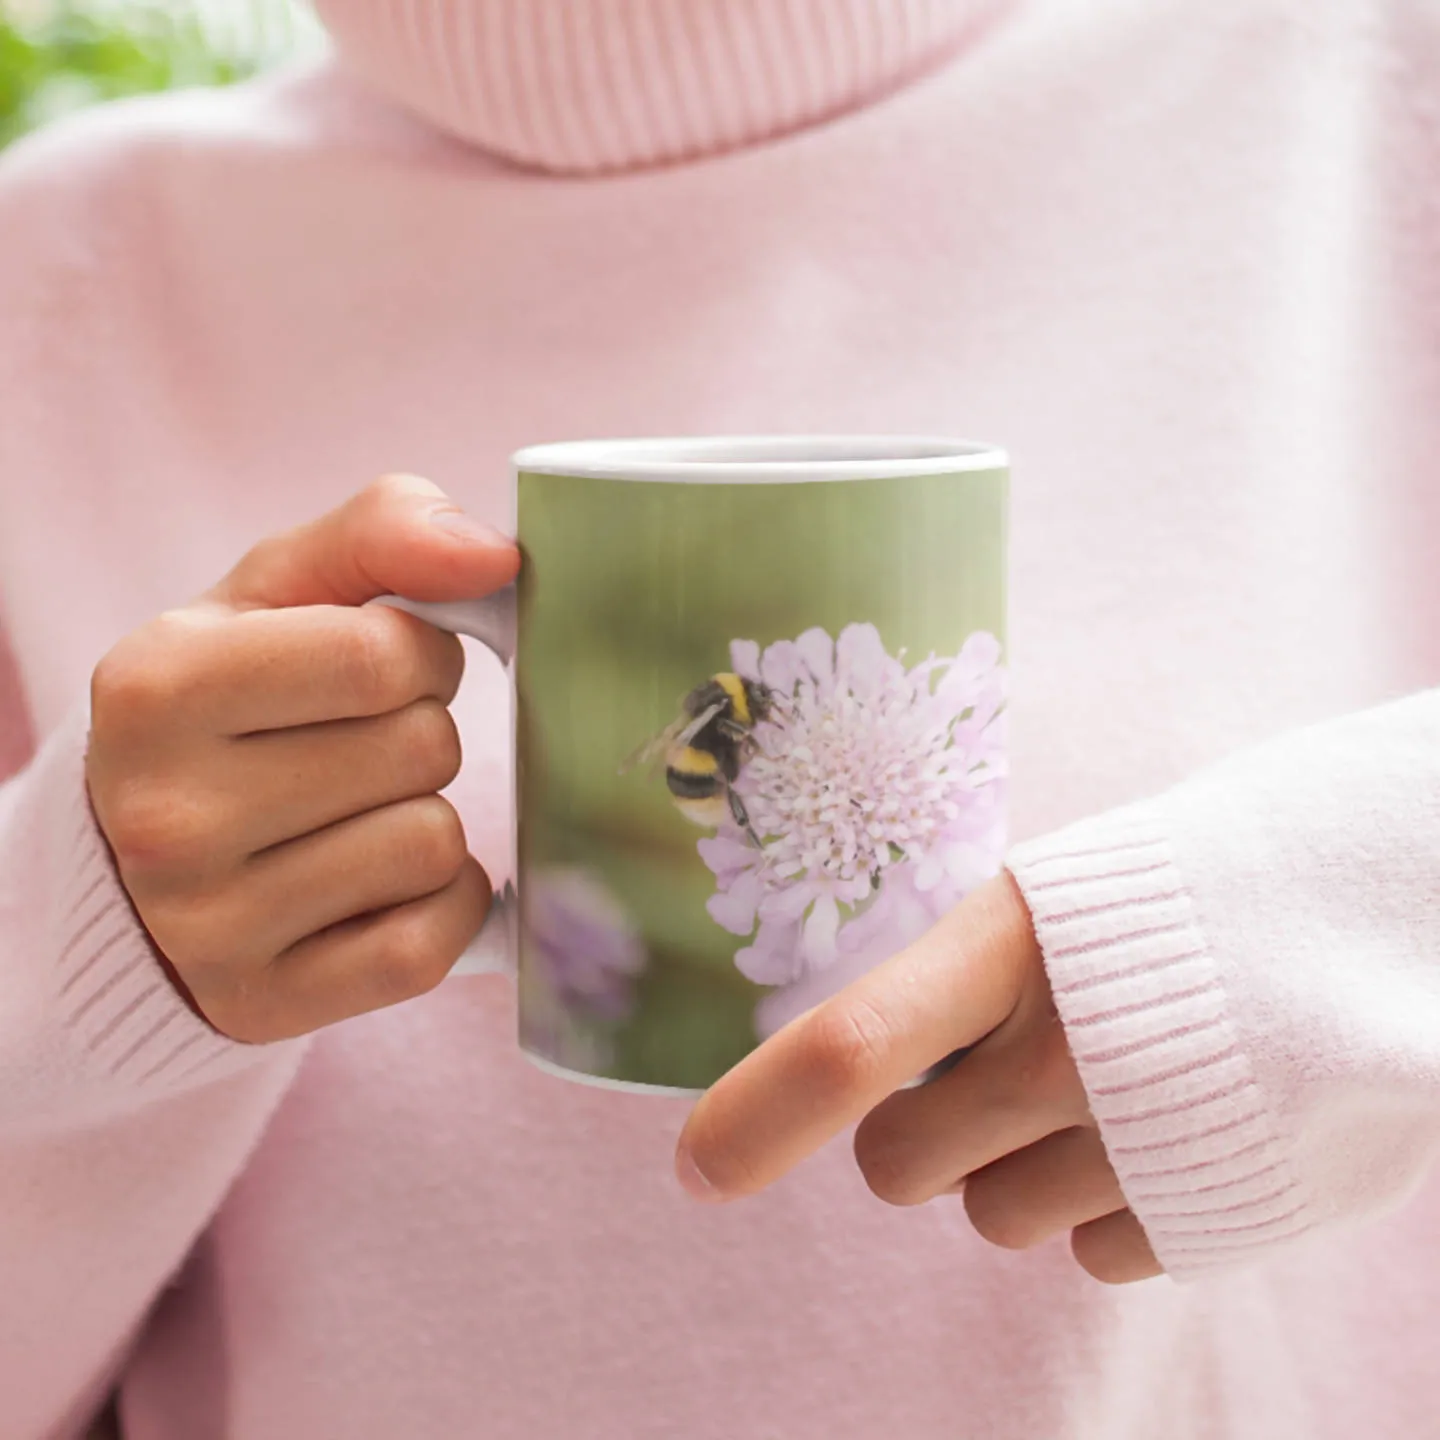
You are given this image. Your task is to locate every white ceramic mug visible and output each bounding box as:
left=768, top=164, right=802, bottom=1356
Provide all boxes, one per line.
left=368, top=436, right=1009, bottom=1095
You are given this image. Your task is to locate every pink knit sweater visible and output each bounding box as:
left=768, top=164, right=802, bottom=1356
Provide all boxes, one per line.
left=2, top=2, right=1439, bottom=1436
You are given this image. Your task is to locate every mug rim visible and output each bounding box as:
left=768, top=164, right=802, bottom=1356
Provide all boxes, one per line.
left=512, top=435, right=1007, bottom=483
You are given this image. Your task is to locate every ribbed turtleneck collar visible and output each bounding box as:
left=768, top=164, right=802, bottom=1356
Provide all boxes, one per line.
left=310, top=0, right=1006, bottom=174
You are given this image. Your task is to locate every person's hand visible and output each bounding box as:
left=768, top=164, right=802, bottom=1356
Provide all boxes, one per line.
left=674, top=872, right=1162, bottom=1284
left=85, top=474, right=519, bottom=1043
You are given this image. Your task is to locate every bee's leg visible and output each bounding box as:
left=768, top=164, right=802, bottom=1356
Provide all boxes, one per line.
left=716, top=718, right=749, bottom=741
left=728, top=787, right=764, bottom=848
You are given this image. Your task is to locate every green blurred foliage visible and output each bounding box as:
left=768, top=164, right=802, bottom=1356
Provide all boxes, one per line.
left=0, top=3, right=270, bottom=148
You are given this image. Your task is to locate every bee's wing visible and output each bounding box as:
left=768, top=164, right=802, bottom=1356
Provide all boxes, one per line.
left=673, top=702, right=724, bottom=748
left=617, top=725, right=675, bottom=775
left=617, top=703, right=724, bottom=775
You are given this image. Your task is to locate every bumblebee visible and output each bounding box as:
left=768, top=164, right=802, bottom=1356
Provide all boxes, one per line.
left=625, top=674, right=775, bottom=845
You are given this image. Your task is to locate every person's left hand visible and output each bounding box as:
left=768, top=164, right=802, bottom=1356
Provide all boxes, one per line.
left=674, top=871, right=1163, bottom=1284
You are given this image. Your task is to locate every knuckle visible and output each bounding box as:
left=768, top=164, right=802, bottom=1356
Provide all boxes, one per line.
left=963, top=1171, right=1041, bottom=1250
left=853, top=1138, right=926, bottom=1208
left=796, top=998, right=895, bottom=1104
left=146, top=924, right=264, bottom=1034
left=101, top=782, right=215, bottom=873
left=401, top=698, right=463, bottom=787
left=200, top=990, right=268, bottom=1044
left=372, top=914, right=452, bottom=1001
left=365, top=472, right=424, bottom=505
left=211, top=994, right=294, bottom=1045
left=136, top=897, right=245, bottom=997
left=90, top=629, right=187, bottom=733
left=170, top=891, right=248, bottom=959
left=1071, top=1226, right=1129, bottom=1284
left=402, top=797, right=468, bottom=886
left=1070, top=1211, right=1160, bottom=1285
left=454, top=854, right=495, bottom=926
left=430, top=632, right=467, bottom=706
left=338, top=610, right=412, bottom=710
left=129, top=893, right=197, bottom=962
left=356, top=473, right=436, bottom=530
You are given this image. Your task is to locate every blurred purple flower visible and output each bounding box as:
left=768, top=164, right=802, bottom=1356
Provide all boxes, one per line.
left=697, top=623, right=1006, bottom=1018
left=525, top=867, right=647, bottom=1023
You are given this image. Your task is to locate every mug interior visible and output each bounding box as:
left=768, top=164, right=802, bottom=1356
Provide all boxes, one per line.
left=513, top=435, right=1006, bottom=483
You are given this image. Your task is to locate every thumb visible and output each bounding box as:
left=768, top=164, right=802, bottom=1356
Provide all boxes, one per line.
left=206, top=473, right=520, bottom=612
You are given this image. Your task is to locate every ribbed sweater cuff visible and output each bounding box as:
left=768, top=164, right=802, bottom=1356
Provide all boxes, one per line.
left=37, top=706, right=265, bottom=1095
left=1007, top=808, right=1313, bottom=1280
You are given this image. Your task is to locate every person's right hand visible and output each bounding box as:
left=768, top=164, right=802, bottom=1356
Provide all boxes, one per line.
left=84, top=474, right=520, bottom=1043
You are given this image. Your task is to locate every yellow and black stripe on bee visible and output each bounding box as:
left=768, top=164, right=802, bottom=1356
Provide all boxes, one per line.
left=625, top=673, right=775, bottom=845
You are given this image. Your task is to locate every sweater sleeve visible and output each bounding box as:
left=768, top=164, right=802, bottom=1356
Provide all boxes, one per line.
left=0, top=693, right=291, bottom=1127
left=0, top=678, right=307, bottom=1436
left=1006, top=687, right=1440, bottom=1282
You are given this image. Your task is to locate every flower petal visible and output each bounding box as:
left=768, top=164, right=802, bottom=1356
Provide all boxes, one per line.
left=836, top=864, right=940, bottom=961
left=707, top=622, right=1009, bottom=1001
left=912, top=852, right=944, bottom=890
left=735, top=918, right=805, bottom=985
left=959, top=629, right=1003, bottom=672
left=698, top=834, right=759, bottom=884
left=730, top=638, right=762, bottom=680
left=794, top=627, right=836, bottom=696
left=836, top=873, right=875, bottom=905
left=801, top=894, right=841, bottom=969
left=758, top=878, right=824, bottom=924
left=759, top=639, right=806, bottom=696
left=707, top=869, right=764, bottom=935
left=931, top=631, right=1003, bottom=712
left=525, top=867, right=647, bottom=1022
left=835, top=622, right=897, bottom=697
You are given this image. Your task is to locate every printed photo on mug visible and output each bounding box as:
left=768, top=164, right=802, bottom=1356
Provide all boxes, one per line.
left=508, top=438, right=1009, bottom=1093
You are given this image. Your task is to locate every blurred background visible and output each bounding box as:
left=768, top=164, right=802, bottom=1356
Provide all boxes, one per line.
left=0, top=0, right=321, bottom=148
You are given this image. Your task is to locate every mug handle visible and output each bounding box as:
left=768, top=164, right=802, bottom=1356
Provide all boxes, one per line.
left=364, top=589, right=520, bottom=979
left=367, top=588, right=518, bottom=667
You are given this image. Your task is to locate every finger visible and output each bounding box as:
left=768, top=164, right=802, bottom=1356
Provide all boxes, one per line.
left=677, top=872, right=1039, bottom=1201
left=223, top=795, right=471, bottom=956
left=1070, top=1209, right=1164, bottom=1285
left=959, top=1126, right=1125, bottom=1250
left=852, top=998, right=1087, bottom=1206
left=209, top=858, right=493, bottom=1042
left=223, top=699, right=463, bottom=853
left=206, top=473, right=519, bottom=613
left=94, top=604, right=466, bottom=744
left=221, top=605, right=467, bottom=734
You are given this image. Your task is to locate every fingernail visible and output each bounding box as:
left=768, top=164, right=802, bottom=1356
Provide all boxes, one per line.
left=430, top=509, right=511, bottom=546
left=675, top=1147, right=723, bottom=1202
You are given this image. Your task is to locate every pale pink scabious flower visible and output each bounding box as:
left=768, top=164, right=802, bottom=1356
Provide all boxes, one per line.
left=519, top=867, right=648, bottom=1071
left=526, top=867, right=647, bottom=1022
left=697, top=623, right=1006, bottom=1033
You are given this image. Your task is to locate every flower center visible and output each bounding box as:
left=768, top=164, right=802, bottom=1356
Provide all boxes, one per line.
left=740, top=679, right=969, bottom=887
